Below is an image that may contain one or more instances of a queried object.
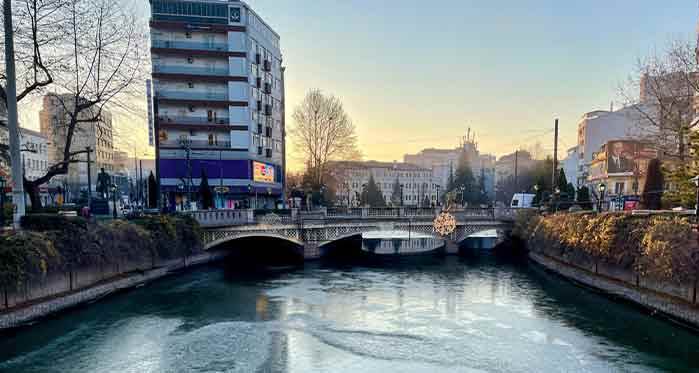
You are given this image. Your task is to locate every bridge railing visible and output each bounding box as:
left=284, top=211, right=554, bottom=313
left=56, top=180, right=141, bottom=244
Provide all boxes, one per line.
left=188, top=207, right=515, bottom=227
left=187, top=209, right=254, bottom=227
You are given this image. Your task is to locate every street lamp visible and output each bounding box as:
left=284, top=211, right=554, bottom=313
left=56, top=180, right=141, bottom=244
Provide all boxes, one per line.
left=436, top=184, right=441, bottom=207
left=598, top=183, right=607, bottom=212
left=110, top=183, right=118, bottom=219
left=554, top=187, right=561, bottom=213
left=0, top=176, right=5, bottom=228
left=177, top=183, right=185, bottom=211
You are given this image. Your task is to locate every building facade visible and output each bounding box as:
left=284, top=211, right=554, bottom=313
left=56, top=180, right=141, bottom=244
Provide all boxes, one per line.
left=576, top=108, right=645, bottom=187
left=39, top=94, right=115, bottom=202
left=587, top=140, right=657, bottom=209
left=0, top=126, right=51, bottom=205
left=403, top=135, right=495, bottom=198
left=329, top=161, right=439, bottom=207
left=149, top=0, right=285, bottom=211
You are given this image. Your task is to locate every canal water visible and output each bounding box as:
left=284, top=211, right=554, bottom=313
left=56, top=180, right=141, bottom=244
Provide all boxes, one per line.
left=1, top=255, right=698, bottom=372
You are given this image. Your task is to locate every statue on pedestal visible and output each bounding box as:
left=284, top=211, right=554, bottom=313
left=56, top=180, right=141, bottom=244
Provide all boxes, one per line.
left=96, top=167, right=112, bottom=199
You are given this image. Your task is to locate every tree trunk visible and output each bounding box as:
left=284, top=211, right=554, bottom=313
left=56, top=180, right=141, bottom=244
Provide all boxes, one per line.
left=24, top=180, right=43, bottom=211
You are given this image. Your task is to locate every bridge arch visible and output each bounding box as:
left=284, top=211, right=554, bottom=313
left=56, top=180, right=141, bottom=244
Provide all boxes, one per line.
left=206, top=233, right=305, bottom=267
left=205, top=232, right=304, bottom=251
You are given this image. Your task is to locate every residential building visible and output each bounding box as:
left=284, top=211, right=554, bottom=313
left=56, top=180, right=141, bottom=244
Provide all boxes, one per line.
left=403, top=132, right=495, bottom=198
left=587, top=140, right=657, bottom=209
left=494, top=150, right=536, bottom=186
left=149, top=0, right=285, bottom=210
left=562, top=146, right=580, bottom=186
left=39, top=94, right=115, bottom=201
left=329, top=161, right=439, bottom=207
left=576, top=108, right=644, bottom=186
left=0, top=126, right=51, bottom=206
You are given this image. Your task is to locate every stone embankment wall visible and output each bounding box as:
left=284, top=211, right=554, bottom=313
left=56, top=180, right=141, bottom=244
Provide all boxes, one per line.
left=0, top=251, right=227, bottom=331
left=530, top=252, right=699, bottom=327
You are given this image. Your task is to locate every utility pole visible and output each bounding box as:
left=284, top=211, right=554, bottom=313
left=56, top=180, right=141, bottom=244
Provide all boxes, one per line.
left=552, top=119, right=559, bottom=208
left=86, top=146, right=92, bottom=208
left=514, top=150, right=519, bottom=194
left=4, top=0, right=26, bottom=226
left=552, top=119, right=559, bottom=187
left=139, top=159, right=143, bottom=208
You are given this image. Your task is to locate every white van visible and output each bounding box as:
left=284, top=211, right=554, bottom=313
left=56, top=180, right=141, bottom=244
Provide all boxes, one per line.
left=510, top=193, right=535, bottom=209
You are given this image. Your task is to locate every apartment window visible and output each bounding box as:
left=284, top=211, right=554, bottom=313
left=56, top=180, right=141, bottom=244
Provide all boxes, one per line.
left=188, top=105, right=195, bottom=112
left=614, top=182, right=625, bottom=195
left=185, top=32, right=192, bottom=39
left=207, top=110, right=214, bottom=122
left=187, top=82, right=194, bottom=88
left=208, top=133, right=216, bottom=145
left=187, top=56, right=193, bottom=64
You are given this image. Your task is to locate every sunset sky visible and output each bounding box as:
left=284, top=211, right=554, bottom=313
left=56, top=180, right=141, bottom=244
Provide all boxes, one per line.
left=20, top=0, right=699, bottom=170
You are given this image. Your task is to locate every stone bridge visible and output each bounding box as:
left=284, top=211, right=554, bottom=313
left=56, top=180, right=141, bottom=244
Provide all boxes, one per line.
left=191, top=207, right=515, bottom=259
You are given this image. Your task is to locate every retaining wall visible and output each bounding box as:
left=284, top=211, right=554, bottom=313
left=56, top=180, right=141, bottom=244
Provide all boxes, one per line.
left=530, top=252, right=699, bottom=328
left=0, top=251, right=228, bottom=331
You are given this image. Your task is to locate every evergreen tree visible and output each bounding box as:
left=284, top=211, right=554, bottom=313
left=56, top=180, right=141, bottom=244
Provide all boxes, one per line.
left=664, top=131, right=699, bottom=208
left=576, top=186, right=592, bottom=209
left=199, top=169, right=213, bottom=210
left=642, top=158, right=664, bottom=210
left=147, top=171, right=157, bottom=208
left=556, top=169, right=571, bottom=201
left=365, top=175, right=386, bottom=207
left=390, top=178, right=402, bottom=206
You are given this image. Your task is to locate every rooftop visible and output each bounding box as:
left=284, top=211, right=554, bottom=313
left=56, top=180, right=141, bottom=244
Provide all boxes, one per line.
left=329, top=160, right=430, bottom=172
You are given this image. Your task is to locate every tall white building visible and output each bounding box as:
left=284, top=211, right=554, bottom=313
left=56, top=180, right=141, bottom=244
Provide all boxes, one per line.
left=576, top=108, right=644, bottom=186
left=329, top=161, right=439, bottom=207
left=150, top=0, right=285, bottom=210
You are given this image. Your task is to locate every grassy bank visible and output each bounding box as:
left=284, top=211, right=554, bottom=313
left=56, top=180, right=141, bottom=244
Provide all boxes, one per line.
left=514, top=211, right=699, bottom=284
left=0, top=215, right=203, bottom=299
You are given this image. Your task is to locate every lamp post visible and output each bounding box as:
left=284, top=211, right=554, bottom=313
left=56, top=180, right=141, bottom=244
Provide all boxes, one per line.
left=0, top=176, right=5, bottom=228
left=177, top=183, right=185, bottom=211
left=554, top=187, right=561, bottom=213
left=400, top=184, right=404, bottom=207
left=110, top=184, right=118, bottom=219
left=436, top=184, right=441, bottom=207
left=598, top=183, right=607, bottom=212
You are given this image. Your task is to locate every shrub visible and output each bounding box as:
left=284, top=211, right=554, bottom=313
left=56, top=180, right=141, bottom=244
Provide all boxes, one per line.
left=0, top=232, right=61, bottom=290
left=21, top=214, right=87, bottom=232
left=521, top=212, right=698, bottom=281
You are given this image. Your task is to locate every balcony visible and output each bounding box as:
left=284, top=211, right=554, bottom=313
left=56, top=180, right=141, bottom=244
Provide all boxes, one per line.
left=161, top=139, right=231, bottom=149
left=158, top=89, right=228, bottom=101
left=255, top=53, right=261, bottom=65
left=152, top=39, right=228, bottom=52
left=157, top=115, right=229, bottom=126
left=256, top=77, right=262, bottom=88
left=263, top=60, right=271, bottom=72
left=264, top=104, right=272, bottom=116
left=153, top=64, right=228, bottom=76
left=263, top=82, right=272, bottom=94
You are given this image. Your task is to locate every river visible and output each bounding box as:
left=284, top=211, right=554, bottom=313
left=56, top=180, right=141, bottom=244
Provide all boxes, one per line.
left=1, top=255, right=698, bottom=372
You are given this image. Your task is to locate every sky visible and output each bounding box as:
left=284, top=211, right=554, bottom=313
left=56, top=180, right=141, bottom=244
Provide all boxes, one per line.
left=20, top=0, right=699, bottom=170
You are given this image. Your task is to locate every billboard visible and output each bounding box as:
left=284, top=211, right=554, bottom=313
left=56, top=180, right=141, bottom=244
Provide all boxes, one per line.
left=606, top=141, right=636, bottom=175
left=253, top=161, right=275, bottom=183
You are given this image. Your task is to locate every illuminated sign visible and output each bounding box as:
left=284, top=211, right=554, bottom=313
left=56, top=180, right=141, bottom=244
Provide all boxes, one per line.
left=230, top=7, right=241, bottom=23
left=253, top=162, right=275, bottom=183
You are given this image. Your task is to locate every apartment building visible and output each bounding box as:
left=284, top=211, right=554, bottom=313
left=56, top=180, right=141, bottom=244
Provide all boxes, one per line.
left=149, top=0, right=285, bottom=210
left=329, top=161, right=439, bottom=207
left=39, top=94, right=114, bottom=201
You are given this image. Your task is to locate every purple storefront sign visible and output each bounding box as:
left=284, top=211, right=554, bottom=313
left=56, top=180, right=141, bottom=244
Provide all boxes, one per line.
left=159, top=159, right=250, bottom=180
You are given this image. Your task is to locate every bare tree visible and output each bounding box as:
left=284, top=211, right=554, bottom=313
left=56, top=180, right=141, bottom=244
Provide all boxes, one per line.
left=290, top=89, right=361, bottom=187
left=1, top=0, right=146, bottom=208
left=620, top=39, right=699, bottom=163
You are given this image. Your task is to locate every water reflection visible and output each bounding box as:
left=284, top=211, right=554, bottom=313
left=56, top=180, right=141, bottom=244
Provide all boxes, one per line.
left=1, top=255, right=698, bottom=372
